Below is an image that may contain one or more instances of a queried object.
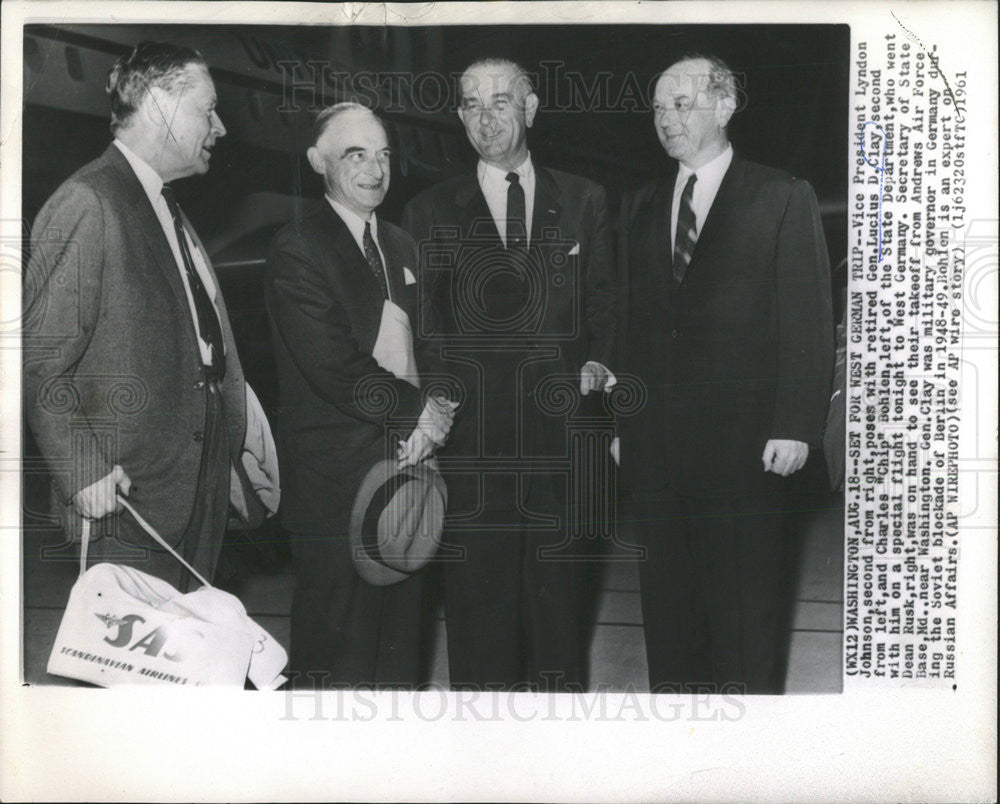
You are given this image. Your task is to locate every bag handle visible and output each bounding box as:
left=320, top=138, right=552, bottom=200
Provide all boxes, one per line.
left=78, top=496, right=211, bottom=589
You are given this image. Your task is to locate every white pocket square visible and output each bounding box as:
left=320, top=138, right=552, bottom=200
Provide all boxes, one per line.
left=403, top=267, right=417, bottom=285
left=568, top=243, right=580, bottom=255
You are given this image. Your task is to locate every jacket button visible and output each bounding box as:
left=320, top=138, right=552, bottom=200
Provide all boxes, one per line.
left=193, top=380, right=205, bottom=390
left=671, top=329, right=679, bottom=339
left=192, top=431, right=204, bottom=443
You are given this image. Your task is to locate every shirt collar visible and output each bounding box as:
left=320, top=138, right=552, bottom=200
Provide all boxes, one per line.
left=326, top=196, right=378, bottom=242
left=677, top=143, right=733, bottom=185
left=478, top=152, right=534, bottom=185
left=113, top=138, right=164, bottom=206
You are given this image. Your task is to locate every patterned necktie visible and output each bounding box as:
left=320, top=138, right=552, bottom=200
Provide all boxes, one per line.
left=363, top=221, right=389, bottom=299
left=160, top=184, right=225, bottom=378
left=505, top=171, right=527, bottom=251
left=673, top=173, right=698, bottom=284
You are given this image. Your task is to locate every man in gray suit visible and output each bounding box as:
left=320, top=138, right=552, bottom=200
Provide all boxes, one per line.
left=23, top=41, right=261, bottom=591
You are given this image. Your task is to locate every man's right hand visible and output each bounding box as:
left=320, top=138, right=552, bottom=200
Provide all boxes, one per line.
left=71, top=465, right=132, bottom=521
left=398, top=396, right=459, bottom=468
left=420, top=395, right=459, bottom=445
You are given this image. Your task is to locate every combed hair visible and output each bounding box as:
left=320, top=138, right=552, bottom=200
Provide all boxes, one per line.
left=461, top=58, right=535, bottom=100
left=672, top=52, right=738, bottom=102
left=106, top=41, right=206, bottom=133
left=312, top=101, right=383, bottom=145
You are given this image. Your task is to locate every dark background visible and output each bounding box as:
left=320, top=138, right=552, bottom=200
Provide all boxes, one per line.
left=23, top=23, right=849, bottom=249
left=21, top=21, right=849, bottom=538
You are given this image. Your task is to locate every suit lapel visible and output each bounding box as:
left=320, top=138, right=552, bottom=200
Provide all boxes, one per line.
left=454, top=174, right=503, bottom=246
left=104, top=146, right=192, bottom=316
left=658, top=162, right=678, bottom=269
left=531, top=166, right=562, bottom=245
left=319, top=202, right=385, bottom=303
left=105, top=146, right=247, bottom=452
left=683, top=156, right=743, bottom=281
left=377, top=220, right=406, bottom=303
left=634, top=169, right=673, bottom=285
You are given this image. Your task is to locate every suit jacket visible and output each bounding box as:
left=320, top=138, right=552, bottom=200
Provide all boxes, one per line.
left=22, top=144, right=247, bottom=543
left=617, top=155, right=834, bottom=495
left=401, top=166, right=615, bottom=467
left=265, top=201, right=432, bottom=534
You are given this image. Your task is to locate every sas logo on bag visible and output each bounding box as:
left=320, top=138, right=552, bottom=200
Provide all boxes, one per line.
left=96, top=612, right=201, bottom=661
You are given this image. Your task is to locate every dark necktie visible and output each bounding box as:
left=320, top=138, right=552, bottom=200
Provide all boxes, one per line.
left=505, top=171, right=527, bottom=251
left=363, top=220, right=389, bottom=299
left=160, top=184, right=225, bottom=378
left=673, top=173, right=698, bottom=284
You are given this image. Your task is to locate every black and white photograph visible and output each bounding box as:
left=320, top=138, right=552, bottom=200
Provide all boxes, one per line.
left=1, top=2, right=995, bottom=801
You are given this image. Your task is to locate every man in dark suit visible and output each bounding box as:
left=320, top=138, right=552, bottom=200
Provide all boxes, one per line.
left=266, top=103, right=454, bottom=688
left=617, top=55, right=834, bottom=694
left=403, top=59, right=616, bottom=691
left=23, top=42, right=265, bottom=592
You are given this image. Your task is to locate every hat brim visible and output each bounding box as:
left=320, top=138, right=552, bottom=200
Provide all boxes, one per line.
left=349, top=458, right=447, bottom=587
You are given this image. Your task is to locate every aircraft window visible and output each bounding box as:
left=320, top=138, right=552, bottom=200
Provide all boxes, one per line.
left=64, top=46, right=83, bottom=82
left=24, top=37, right=43, bottom=73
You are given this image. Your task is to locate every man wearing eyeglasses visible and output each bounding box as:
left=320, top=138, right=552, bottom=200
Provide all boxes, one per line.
left=617, top=54, right=834, bottom=694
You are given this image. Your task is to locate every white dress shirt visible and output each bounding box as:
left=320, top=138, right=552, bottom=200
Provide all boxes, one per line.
left=670, top=144, right=734, bottom=249
left=326, top=197, right=392, bottom=302
left=113, top=138, right=221, bottom=365
left=478, top=154, right=536, bottom=247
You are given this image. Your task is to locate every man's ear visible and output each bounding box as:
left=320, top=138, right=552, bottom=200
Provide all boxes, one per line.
left=524, top=92, right=540, bottom=128
left=456, top=105, right=467, bottom=127
left=306, top=146, right=324, bottom=176
left=143, top=85, right=171, bottom=129
left=716, top=94, right=737, bottom=128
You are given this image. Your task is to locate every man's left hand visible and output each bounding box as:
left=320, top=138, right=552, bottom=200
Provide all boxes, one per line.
left=762, top=439, right=809, bottom=476
left=580, top=361, right=611, bottom=395
left=398, top=428, right=435, bottom=469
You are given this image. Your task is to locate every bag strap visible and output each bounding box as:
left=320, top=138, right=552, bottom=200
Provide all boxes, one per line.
left=80, top=518, right=90, bottom=577
left=77, top=496, right=211, bottom=589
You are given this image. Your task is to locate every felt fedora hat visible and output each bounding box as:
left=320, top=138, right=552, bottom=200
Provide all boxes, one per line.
left=349, top=457, right=447, bottom=586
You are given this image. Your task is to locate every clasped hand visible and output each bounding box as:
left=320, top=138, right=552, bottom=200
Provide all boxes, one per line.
left=397, top=395, right=459, bottom=468
left=579, top=361, right=612, bottom=395
left=762, top=439, right=809, bottom=476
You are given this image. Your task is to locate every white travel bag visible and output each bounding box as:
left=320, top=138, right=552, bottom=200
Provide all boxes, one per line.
left=47, top=497, right=287, bottom=689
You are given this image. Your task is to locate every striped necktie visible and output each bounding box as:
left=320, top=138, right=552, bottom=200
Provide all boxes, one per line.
left=673, top=173, right=698, bottom=284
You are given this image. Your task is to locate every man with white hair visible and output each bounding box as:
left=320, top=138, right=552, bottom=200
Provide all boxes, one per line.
left=266, top=103, right=453, bottom=687
left=617, top=54, right=834, bottom=693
